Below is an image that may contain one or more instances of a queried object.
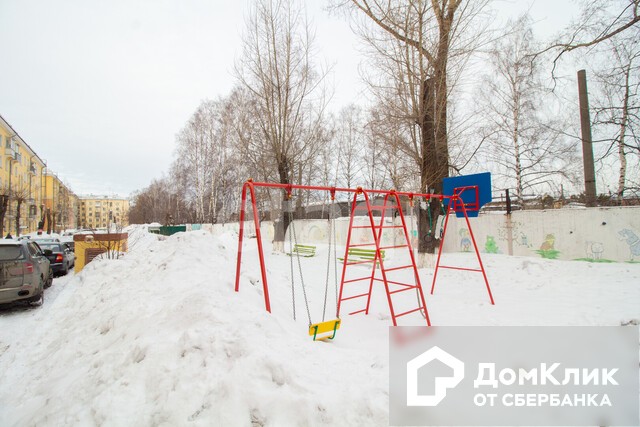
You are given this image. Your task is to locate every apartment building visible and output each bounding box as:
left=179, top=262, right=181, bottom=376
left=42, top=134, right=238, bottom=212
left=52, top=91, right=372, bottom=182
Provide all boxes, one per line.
left=0, top=114, right=47, bottom=236
left=79, top=195, right=129, bottom=229
left=43, top=172, right=80, bottom=232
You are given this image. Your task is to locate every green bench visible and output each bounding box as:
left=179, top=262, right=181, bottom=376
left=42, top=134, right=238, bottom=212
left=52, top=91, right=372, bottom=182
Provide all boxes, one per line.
left=338, top=248, right=386, bottom=267
left=287, top=244, right=317, bottom=258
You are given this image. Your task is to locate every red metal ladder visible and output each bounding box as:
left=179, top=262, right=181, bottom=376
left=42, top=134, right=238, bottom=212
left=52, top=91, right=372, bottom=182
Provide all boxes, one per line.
left=337, top=189, right=430, bottom=326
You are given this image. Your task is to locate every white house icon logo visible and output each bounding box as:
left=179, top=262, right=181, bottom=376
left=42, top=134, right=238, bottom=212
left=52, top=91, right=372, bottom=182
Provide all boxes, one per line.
left=407, top=346, right=465, bottom=406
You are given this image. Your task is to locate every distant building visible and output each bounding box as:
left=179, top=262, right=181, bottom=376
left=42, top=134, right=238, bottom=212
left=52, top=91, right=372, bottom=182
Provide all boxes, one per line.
left=0, top=114, right=47, bottom=235
left=43, top=172, right=80, bottom=232
left=79, top=195, right=130, bottom=229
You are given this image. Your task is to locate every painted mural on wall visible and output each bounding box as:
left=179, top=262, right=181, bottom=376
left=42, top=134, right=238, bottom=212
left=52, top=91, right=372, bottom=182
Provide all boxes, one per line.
left=619, top=229, right=640, bottom=262
left=485, top=236, right=500, bottom=254
left=573, top=241, right=616, bottom=263
left=517, top=232, right=532, bottom=248
left=585, top=241, right=605, bottom=260
left=496, top=220, right=532, bottom=249
left=459, top=229, right=471, bottom=252
left=536, top=234, right=560, bottom=259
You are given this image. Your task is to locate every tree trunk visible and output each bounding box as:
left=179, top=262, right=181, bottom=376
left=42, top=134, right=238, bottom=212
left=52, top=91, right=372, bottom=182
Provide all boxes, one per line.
left=15, top=201, right=22, bottom=237
left=46, top=209, right=52, bottom=234
left=0, top=195, right=8, bottom=236
left=418, top=78, right=443, bottom=257
left=617, top=63, right=631, bottom=198
left=38, top=205, right=45, bottom=230
left=513, top=94, right=523, bottom=204
left=273, top=158, right=291, bottom=252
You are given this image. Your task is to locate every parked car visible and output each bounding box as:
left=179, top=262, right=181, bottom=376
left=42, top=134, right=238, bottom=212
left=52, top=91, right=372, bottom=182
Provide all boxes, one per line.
left=0, top=240, right=52, bottom=306
left=31, top=236, right=61, bottom=244
left=37, top=242, right=75, bottom=276
left=60, top=235, right=75, bottom=252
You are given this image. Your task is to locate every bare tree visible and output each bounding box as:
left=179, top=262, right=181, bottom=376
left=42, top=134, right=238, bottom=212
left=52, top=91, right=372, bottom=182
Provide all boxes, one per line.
left=478, top=16, right=579, bottom=203
left=128, top=177, right=186, bottom=225
left=12, top=185, right=31, bottom=237
left=171, top=98, right=243, bottom=224
left=173, top=106, right=211, bottom=223
left=0, top=185, right=10, bottom=237
left=335, top=104, right=366, bottom=189
left=591, top=24, right=640, bottom=198
left=333, top=0, right=491, bottom=262
left=367, top=107, right=419, bottom=191
left=540, top=0, right=640, bottom=75
left=235, top=0, right=328, bottom=251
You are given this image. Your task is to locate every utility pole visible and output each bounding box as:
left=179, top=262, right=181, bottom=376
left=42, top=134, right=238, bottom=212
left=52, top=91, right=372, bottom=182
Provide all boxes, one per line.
left=577, top=70, right=597, bottom=207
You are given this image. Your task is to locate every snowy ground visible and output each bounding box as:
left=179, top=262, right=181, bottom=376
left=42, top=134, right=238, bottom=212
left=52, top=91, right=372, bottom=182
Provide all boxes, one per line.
left=0, top=226, right=638, bottom=426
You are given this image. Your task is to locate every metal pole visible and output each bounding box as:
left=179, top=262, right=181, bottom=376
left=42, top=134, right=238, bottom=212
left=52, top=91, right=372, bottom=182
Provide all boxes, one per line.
left=577, top=70, right=597, bottom=207
left=248, top=183, right=271, bottom=312
left=337, top=190, right=361, bottom=318
left=461, top=201, right=495, bottom=305
left=506, top=189, right=514, bottom=256
left=234, top=183, right=248, bottom=293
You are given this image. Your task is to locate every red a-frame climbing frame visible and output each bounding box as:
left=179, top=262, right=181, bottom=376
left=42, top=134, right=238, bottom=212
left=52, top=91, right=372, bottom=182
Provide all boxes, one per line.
left=234, top=180, right=494, bottom=326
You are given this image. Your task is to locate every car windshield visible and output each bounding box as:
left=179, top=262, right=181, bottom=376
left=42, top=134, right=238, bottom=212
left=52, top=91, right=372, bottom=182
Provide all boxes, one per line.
left=38, top=243, right=63, bottom=252
left=0, top=246, right=25, bottom=260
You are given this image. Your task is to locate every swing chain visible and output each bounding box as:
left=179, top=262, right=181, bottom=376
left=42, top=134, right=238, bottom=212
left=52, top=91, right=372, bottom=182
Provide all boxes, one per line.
left=333, top=200, right=339, bottom=319
left=322, top=190, right=337, bottom=322
left=288, top=197, right=296, bottom=321
left=289, top=196, right=312, bottom=326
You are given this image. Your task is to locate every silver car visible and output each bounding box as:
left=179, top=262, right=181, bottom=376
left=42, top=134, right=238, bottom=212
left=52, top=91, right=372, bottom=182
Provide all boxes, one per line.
left=0, top=240, right=52, bottom=306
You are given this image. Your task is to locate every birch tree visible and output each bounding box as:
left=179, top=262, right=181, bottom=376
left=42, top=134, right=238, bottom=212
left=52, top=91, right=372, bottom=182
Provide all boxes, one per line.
left=235, top=0, right=328, bottom=251
left=174, top=107, right=211, bottom=223
left=478, top=16, right=579, bottom=204
left=592, top=23, right=640, bottom=198
left=335, top=104, right=365, bottom=189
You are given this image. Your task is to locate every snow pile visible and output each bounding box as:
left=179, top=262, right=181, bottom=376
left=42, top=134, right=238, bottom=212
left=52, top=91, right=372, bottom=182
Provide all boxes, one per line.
left=0, top=227, right=639, bottom=426
left=0, top=230, right=387, bottom=426
left=123, top=223, right=161, bottom=252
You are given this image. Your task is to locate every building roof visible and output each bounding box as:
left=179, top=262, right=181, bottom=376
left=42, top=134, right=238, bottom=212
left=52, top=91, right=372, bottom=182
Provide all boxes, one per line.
left=79, top=194, right=129, bottom=201
left=0, top=113, right=46, bottom=166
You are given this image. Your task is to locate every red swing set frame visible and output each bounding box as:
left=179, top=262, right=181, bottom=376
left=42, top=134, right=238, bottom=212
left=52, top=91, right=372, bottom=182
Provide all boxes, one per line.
left=234, top=180, right=494, bottom=324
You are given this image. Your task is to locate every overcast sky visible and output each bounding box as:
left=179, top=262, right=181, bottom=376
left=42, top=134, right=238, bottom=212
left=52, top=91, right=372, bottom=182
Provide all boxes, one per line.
left=0, top=0, right=577, bottom=198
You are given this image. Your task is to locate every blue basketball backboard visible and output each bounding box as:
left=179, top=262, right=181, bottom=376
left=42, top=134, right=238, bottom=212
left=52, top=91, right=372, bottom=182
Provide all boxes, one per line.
left=442, top=172, right=492, bottom=218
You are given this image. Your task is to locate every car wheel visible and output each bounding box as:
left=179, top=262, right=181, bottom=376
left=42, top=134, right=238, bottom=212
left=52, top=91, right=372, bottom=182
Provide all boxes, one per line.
left=44, top=269, right=53, bottom=289
left=62, top=263, right=69, bottom=276
left=31, top=278, right=45, bottom=307
left=31, top=291, right=44, bottom=307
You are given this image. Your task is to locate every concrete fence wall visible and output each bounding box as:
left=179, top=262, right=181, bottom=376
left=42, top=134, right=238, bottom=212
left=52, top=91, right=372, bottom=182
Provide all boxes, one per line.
left=185, top=205, right=640, bottom=263
left=439, top=206, right=640, bottom=263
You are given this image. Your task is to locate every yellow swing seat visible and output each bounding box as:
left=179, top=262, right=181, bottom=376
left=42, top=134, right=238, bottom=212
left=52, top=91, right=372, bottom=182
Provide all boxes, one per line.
left=309, top=319, right=341, bottom=341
